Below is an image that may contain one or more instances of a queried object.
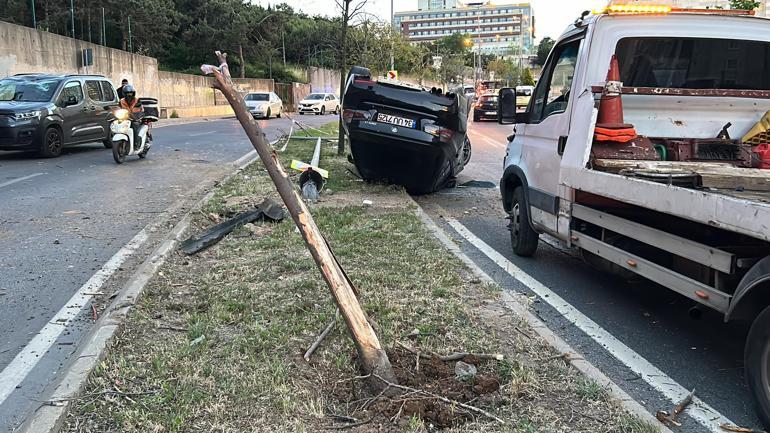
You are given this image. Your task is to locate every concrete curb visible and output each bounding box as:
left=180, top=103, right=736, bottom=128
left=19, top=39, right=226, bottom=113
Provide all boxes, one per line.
left=412, top=202, right=673, bottom=433
left=16, top=150, right=266, bottom=433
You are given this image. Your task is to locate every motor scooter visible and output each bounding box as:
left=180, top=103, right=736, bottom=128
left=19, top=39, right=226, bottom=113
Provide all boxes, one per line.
left=110, top=108, right=152, bottom=164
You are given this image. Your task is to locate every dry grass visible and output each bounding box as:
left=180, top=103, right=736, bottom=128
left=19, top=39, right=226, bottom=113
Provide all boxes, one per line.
left=62, top=123, right=659, bottom=433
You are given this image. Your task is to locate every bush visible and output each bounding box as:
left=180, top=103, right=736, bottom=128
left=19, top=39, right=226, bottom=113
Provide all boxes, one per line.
left=170, top=110, right=179, bottom=119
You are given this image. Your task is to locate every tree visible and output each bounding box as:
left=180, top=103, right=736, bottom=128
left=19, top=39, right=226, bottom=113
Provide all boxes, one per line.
left=520, top=68, right=535, bottom=86
left=730, top=0, right=761, bottom=9
left=535, top=37, right=555, bottom=66
left=336, top=0, right=368, bottom=155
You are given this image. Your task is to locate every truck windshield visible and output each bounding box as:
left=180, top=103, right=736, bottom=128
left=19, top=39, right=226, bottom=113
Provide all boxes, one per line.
left=0, top=78, right=61, bottom=102
left=616, top=37, right=770, bottom=90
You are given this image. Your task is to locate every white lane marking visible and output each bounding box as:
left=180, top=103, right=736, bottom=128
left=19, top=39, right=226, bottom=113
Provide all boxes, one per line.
left=0, top=229, right=149, bottom=406
left=233, top=150, right=257, bottom=168
left=0, top=173, right=45, bottom=189
left=189, top=131, right=215, bottom=137
left=482, top=137, right=504, bottom=149
left=444, top=217, right=735, bottom=433
left=469, top=130, right=505, bottom=149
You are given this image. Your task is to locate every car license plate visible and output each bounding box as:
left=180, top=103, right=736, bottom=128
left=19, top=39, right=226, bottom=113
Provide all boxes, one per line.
left=377, top=113, right=415, bottom=128
left=486, top=111, right=496, bottom=115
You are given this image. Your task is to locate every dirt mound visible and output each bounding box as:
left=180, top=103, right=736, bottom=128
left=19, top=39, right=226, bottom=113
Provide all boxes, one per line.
left=329, top=347, right=503, bottom=430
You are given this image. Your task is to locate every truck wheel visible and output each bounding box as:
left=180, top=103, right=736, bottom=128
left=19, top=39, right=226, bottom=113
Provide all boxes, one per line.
left=509, top=187, right=539, bottom=257
left=746, top=305, right=770, bottom=429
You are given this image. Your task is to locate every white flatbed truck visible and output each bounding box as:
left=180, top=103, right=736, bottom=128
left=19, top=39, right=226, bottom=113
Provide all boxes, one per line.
left=498, top=5, right=770, bottom=428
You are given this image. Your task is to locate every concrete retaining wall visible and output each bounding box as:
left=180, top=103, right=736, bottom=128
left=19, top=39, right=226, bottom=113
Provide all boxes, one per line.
left=307, top=67, right=341, bottom=95
left=0, top=21, right=160, bottom=100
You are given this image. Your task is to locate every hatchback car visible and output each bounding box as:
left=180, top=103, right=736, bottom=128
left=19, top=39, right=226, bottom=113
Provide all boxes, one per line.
left=298, top=93, right=340, bottom=115
left=473, top=93, right=499, bottom=122
left=0, top=74, right=118, bottom=157
left=245, top=92, right=283, bottom=119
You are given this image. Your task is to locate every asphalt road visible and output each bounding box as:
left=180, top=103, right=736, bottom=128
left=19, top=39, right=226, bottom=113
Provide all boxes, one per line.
left=0, top=113, right=338, bottom=432
left=417, top=118, right=761, bottom=432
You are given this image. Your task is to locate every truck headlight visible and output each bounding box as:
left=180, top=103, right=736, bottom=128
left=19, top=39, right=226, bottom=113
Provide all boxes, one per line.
left=12, top=111, right=41, bottom=121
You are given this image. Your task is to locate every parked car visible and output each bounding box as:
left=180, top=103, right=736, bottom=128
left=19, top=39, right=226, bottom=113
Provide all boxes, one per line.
left=298, top=93, right=340, bottom=115
left=473, top=93, right=499, bottom=122
left=244, top=92, right=283, bottom=119
left=341, top=66, right=472, bottom=194
left=0, top=74, right=118, bottom=157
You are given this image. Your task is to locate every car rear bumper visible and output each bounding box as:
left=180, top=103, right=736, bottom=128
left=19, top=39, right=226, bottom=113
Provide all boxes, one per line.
left=347, top=121, right=455, bottom=194
left=474, top=108, right=498, bottom=119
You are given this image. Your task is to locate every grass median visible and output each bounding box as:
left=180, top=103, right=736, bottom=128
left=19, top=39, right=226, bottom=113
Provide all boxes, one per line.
left=63, top=121, right=658, bottom=433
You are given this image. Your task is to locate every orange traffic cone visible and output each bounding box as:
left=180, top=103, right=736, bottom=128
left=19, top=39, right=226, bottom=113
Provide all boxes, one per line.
left=595, top=55, right=636, bottom=143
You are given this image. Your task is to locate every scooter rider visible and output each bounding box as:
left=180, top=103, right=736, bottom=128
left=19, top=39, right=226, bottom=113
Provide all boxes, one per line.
left=119, top=85, right=143, bottom=146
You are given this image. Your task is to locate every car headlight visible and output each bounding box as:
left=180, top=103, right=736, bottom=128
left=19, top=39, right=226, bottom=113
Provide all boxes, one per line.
left=12, top=111, right=41, bottom=121
left=114, top=109, right=129, bottom=121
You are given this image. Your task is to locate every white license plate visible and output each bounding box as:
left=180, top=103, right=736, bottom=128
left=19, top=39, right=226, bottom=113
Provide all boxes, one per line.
left=377, top=113, right=415, bottom=128
left=486, top=111, right=496, bottom=115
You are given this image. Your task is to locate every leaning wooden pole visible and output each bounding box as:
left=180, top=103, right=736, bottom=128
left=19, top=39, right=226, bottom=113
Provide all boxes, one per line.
left=201, top=51, right=397, bottom=390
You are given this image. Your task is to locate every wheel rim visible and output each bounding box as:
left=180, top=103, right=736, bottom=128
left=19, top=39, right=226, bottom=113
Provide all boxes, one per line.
left=762, top=341, right=770, bottom=403
left=462, top=139, right=471, bottom=165
left=511, top=203, right=521, bottom=242
left=46, top=130, right=62, bottom=154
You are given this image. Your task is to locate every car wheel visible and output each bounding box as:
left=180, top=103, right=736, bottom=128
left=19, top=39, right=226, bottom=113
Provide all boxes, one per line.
left=266, top=108, right=271, bottom=119
left=277, top=108, right=282, bottom=118
left=509, top=187, right=539, bottom=256
left=473, top=112, right=480, bottom=122
left=335, top=106, right=340, bottom=114
left=320, top=106, right=326, bottom=115
left=112, top=140, right=127, bottom=164
left=461, top=137, right=472, bottom=167
left=103, top=139, right=112, bottom=149
left=300, top=112, right=305, bottom=115
left=746, top=306, right=770, bottom=430
left=40, top=127, right=63, bottom=158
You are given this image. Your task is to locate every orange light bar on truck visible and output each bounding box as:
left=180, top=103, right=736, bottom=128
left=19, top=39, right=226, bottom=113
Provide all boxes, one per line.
left=592, top=3, right=756, bottom=15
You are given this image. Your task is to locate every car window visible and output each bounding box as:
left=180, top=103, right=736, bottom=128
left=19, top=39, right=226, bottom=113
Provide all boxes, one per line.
left=0, top=78, right=61, bottom=102
left=85, top=80, right=103, bottom=102
left=245, top=93, right=269, bottom=101
left=530, top=39, right=580, bottom=122
left=306, top=94, right=324, bottom=100
left=58, top=81, right=84, bottom=106
left=100, top=81, right=116, bottom=102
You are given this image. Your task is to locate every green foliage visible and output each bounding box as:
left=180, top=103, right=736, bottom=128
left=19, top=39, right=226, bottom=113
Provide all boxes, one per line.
left=437, top=32, right=472, bottom=55
left=520, top=68, right=535, bottom=86
left=730, top=0, right=761, bottom=9
left=170, top=110, right=179, bottom=118
left=535, top=37, right=555, bottom=66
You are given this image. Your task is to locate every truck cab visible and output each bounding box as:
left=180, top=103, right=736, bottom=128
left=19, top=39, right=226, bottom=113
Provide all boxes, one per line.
left=498, top=6, right=770, bottom=428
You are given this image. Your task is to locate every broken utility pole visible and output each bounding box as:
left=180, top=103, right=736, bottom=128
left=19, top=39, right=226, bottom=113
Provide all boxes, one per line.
left=201, top=51, right=397, bottom=391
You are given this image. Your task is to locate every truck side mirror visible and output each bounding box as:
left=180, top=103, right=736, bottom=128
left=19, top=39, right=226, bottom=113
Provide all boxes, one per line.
left=498, top=88, right=517, bottom=124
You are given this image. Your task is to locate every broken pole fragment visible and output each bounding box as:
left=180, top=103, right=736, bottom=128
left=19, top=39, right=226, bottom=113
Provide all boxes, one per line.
left=201, top=51, right=398, bottom=392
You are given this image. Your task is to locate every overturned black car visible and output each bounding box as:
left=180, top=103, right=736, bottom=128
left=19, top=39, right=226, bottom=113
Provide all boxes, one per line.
left=341, top=67, right=472, bottom=194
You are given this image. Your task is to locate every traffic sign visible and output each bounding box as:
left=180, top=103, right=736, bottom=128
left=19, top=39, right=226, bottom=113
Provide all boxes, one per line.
left=387, top=70, right=398, bottom=80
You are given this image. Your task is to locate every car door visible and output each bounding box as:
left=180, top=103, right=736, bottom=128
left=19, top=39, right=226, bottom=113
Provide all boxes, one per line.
left=56, top=81, right=89, bottom=143
left=99, top=81, right=118, bottom=139
left=519, top=36, right=583, bottom=221
left=82, top=80, right=109, bottom=142
left=271, top=93, right=282, bottom=113
left=324, top=94, right=333, bottom=111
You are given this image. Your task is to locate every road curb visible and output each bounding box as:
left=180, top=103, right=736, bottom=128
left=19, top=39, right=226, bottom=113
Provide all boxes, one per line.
left=15, top=148, right=268, bottom=433
left=412, top=201, right=673, bottom=433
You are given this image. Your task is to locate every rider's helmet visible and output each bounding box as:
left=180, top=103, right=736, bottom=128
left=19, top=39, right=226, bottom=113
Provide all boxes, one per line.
left=123, top=85, right=136, bottom=101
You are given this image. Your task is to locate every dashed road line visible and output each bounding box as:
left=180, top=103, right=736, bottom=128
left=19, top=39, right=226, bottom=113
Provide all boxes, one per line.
left=0, top=173, right=45, bottom=189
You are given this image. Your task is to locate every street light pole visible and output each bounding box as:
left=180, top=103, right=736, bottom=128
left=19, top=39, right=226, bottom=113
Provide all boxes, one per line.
left=70, top=0, right=75, bottom=38
left=390, top=0, right=395, bottom=71
left=30, top=0, right=36, bottom=29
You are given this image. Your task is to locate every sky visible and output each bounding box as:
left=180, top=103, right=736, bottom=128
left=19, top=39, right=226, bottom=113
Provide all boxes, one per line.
left=254, top=0, right=609, bottom=41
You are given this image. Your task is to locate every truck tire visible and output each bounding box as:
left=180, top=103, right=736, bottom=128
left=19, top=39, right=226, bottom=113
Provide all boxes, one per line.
left=509, top=187, right=539, bottom=256
left=746, top=305, right=770, bottom=429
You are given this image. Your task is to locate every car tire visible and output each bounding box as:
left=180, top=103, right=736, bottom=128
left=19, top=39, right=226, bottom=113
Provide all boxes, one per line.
left=266, top=108, right=271, bottom=119
left=40, top=127, right=63, bottom=158
left=103, top=139, right=112, bottom=149
left=473, top=112, right=480, bottom=122
left=461, top=137, right=472, bottom=167
left=335, top=106, right=340, bottom=114
left=746, top=305, right=770, bottom=430
left=277, top=108, right=282, bottom=118
left=509, top=187, right=539, bottom=257
left=320, top=106, right=326, bottom=115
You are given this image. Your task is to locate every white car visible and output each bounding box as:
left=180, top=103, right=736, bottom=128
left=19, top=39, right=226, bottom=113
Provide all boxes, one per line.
left=298, top=93, right=340, bottom=115
left=244, top=92, right=283, bottom=119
